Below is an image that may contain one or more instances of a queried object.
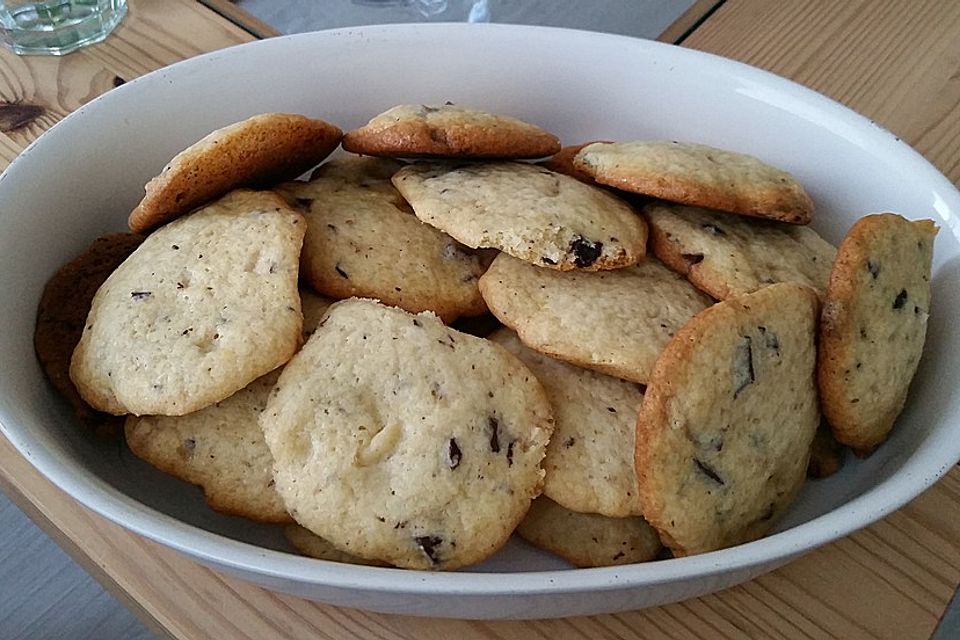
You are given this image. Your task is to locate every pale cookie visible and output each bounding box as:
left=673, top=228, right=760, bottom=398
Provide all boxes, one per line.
left=645, top=202, right=835, bottom=299
left=516, top=497, right=661, bottom=567
left=129, top=113, right=342, bottom=233
left=540, top=141, right=611, bottom=183
left=479, top=253, right=713, bottom=384
left=276, top=156, right=487, bottom=322
left=34, top=233, right=143, bottom=433
left=490, top=329, right=645, bottom=517
left=393, top=162, right=647, bottom=271
left=636, top=283, right=820, bottom=556
left=342, top=104, right=560, bottom=159
left=807, top=423, right=844, bottom=478
left=575, top=141, right=814, bottom=224
left=260, top=299, right=554, bottom=570
left=284, top=525, right=388, bottom=566
left=818, top=213, right=937, bottom=454
left=124, top=371, right=290, bottom=523
left=71, top=190, right=305, bottom=416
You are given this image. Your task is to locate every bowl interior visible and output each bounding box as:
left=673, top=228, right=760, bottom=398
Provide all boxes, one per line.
left=1, top=24, right=959, bottom=585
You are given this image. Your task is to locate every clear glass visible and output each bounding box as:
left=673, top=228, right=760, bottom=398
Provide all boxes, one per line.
left=0, top=0, right=126, bottom=56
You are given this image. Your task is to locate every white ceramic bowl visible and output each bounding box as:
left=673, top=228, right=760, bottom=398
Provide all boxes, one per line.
left=2, top=24, right=959, bottom=620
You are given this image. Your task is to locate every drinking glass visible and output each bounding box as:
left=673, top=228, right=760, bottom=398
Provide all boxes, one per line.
left=0, top=0, right=126, bottom=56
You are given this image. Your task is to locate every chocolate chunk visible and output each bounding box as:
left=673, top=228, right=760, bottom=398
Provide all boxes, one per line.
left=694, top=458, right=725, bottom=485
left=335, top=263, right=349, bottom=279
left=488, top=416, right=501, bottom=453
left=540, top=256, right=557, bottom=265
left=112, top=76, right=126, bottom=87
left=415, top=535, right=443, bottom=564
left=733, top=336, right=754, bottom=397
left=758, top=326, right=780, bottom=355
left=130, top=291, right=152, bottom=300
left=893, top=289, right=908, bottom=309
left=446, top=438, right=461, bottom=469
left=606, top=407, right=617, bottom=413
left=702, top=223, right=726, bottom=236
left=867, top=260, right=880, bottom=279
left=506, top=441, right=514, bottom=466
left=569, top=236, right=602, bottom=268
left=412, top=318, right=422, bottom=328
left=612, top=551, right=625, bottom=560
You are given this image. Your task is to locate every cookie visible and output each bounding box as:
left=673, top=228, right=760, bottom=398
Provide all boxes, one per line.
left=636, top=283, right=820, bottom=556
left=807, top=423, right=844, bottom=478
left=818, top=213, right=937, bottom=454
left=515, top=497, right=661, bottom=567
left=645, top=202, right=836, bottom=299
left=34, top=233, right=143, bottom=433
left=124, top=370, right=291, bottom=523
left=490, top=329, right=645, bottom=517
left=479, top=253, right=713, bottom=384
left=300, top=287, right=333, bottom=339
left=540, top=141, right=610, bottom=183
left=129, top=113, right=342, bottom=233
left=260, top=299, right=554, bottom=570
left=71, top=189, right=305, bottom=416
left=284, top=525, right=388, bottom=566
left=276, top=156, right=488, bottom=322
left=342, top=104, right=560, bottom=159
left=393, top=161, right=647, bottom=271
left=574, top=141, right=814, bottom=224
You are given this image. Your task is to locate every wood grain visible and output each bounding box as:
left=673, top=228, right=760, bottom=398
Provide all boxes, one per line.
left=0, top=0, right=253, bottom=168
left=683, top=0, right=960, bottom=184
left=2, top=0, right=960, bottom=638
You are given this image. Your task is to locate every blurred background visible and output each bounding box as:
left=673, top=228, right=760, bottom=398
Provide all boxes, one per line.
left=235, top=0, right=700, bottom=39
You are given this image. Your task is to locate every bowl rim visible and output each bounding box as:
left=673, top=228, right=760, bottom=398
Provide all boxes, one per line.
left=4, top=21, right=960, bottom=597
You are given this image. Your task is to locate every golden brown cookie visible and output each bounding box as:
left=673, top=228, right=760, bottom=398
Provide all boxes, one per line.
left=124, top=371, right=291, bottom=523
left=807, top=423, right=844, bottom=478
left=575, top=141, right=814, bottom=224
left=129, top=113, right=342, bottom=233
left=479, top=253, right=713, bottom=384
left=490, top=329, right=645, bottom=517
left=393, top=162, right=647, bottom=271
left=71, top=190, right=305, bottom=417
left=636, top=283, right=820, bottom=556
left=515, top=497, right=661, bottom=568
left=261, top=299, right=554, bottom=570
left=342, top=104, right=560, bottom=159
left=818, top=213, right=937, bottom=454
left=34, top=233, right=143, bottom=433
left=645, top=202, right=835, bottom=300
left=284, top=525, right=389, bottom=566
left=275, top=156, right=488, bottom=322
left=540, top=141, right=610, bottom=183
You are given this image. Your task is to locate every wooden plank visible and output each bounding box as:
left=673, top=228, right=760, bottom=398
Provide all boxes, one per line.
left=197, top=0, right=281, bottom=39
left=656, top=0, right=726, bottom=44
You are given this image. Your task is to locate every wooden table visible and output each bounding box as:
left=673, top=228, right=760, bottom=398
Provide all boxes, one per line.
left=2, top=1, right=959, bottom=638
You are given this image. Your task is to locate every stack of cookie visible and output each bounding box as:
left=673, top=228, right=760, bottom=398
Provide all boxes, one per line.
left=34, top=103, right=937, bottom=569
